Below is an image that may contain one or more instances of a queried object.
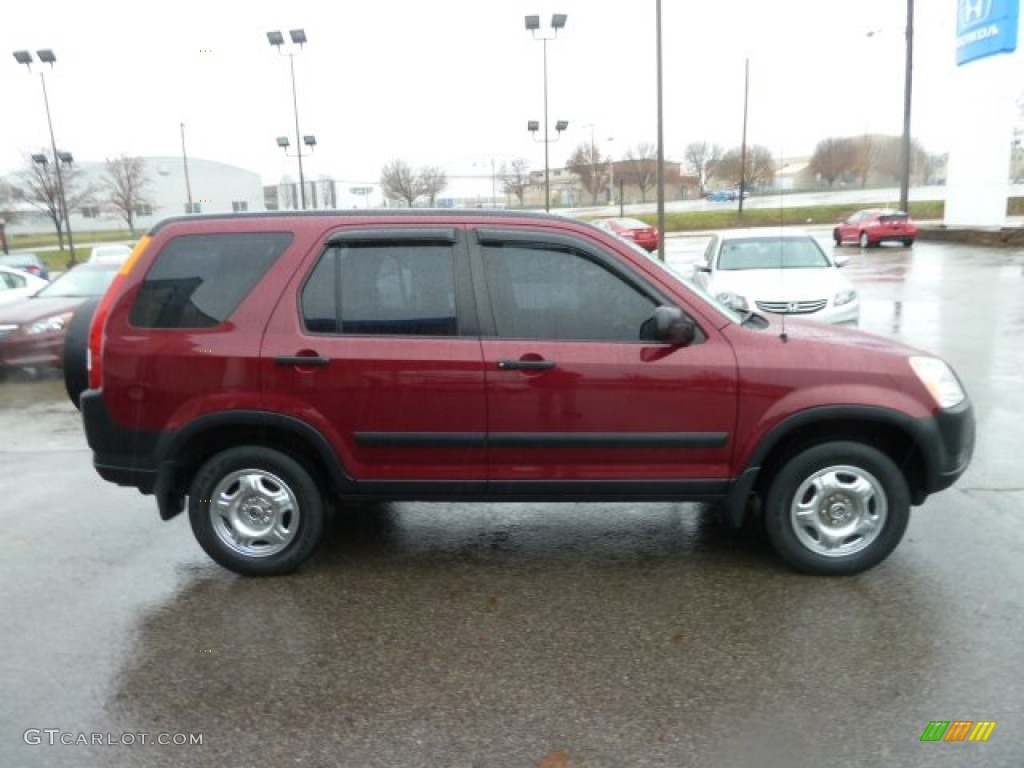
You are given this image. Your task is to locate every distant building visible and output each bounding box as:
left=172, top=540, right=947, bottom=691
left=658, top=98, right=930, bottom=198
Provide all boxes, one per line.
left=1, top=156, right=264, bottom=236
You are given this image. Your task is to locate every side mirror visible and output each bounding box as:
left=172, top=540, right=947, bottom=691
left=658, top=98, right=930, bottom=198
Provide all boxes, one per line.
left=652, top=306, right=696, bottom=347
left=696, top=264, right=711, bottom=273
left=834, top=255, right=849, bottom=268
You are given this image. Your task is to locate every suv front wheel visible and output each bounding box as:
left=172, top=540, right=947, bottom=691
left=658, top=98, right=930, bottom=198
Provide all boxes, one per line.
left=764, top=441, right=910, bottom=575
left=188, top=446, right=327, bottom=576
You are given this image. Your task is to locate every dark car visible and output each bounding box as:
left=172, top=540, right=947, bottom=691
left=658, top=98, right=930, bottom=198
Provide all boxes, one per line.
left=0, top=262, right=118, bottom=371
left=0, top=252, right=50, bottom=281
left=73, top=211, right=972, bottom=578
left=834, top=209, right=918, bottom=248
left=591, top=217, right=660, bottom=251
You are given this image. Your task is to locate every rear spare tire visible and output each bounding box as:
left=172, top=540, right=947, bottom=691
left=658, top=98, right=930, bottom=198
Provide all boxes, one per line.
left=63, top=298, right=99, bottom=410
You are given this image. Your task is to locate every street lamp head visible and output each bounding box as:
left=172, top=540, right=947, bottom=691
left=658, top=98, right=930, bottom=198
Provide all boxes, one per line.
left=276, top=136, right=290, bottom=149
left=13, top=50, right=33, bottom=67
left=303, top=135, right=317, bottom=147
left=36, top=49, right=56, bottom=65
left=527, top=120, right=539, bottom=133
left=267, top=30, right=285, bottom=47
left=525, top=15, right=540, bottom=31
left=555, top=120, right=569, bottom=132
left=58, top=151, right=74, bottom=164
left=31, top=153, right=48, bottom=165
left=289, top=29, right=307, bottom=46
left=551, top=14, right=568, bottom=30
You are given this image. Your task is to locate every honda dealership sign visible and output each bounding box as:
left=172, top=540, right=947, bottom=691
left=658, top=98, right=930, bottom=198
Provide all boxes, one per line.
left=957, top=0, right=1019, bottom=65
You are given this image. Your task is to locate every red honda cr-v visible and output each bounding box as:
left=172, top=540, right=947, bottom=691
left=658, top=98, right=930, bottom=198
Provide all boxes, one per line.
left=69, top=211, right=973, bottom=577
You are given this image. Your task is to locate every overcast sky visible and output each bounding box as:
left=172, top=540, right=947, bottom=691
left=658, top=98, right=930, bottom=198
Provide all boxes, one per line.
left=0, top=0, right=999, bottom=187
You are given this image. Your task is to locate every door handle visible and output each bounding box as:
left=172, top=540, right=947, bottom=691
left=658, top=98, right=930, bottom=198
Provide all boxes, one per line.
left=497, top=359, right=556, bottom=371
left=274, top=355, right=331, bottom=366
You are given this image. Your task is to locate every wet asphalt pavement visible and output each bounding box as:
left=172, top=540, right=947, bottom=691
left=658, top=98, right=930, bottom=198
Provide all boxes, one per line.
left=1, top=238, right=1022, bottom=768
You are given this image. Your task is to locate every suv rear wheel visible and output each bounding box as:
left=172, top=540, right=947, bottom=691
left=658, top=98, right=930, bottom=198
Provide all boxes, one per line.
left=188, top=446, right=327, bottom=576
left=764, top=441, right=910, bottom=575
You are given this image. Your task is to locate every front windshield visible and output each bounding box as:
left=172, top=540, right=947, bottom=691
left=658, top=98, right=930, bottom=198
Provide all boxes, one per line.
left=36, top=266, right=117, bottom=298
left=717, top=237, right=829, bottom=270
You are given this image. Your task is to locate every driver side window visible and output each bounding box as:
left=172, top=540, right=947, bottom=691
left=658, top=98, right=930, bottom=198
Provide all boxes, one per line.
left=481, top=243, right=658, bottom=342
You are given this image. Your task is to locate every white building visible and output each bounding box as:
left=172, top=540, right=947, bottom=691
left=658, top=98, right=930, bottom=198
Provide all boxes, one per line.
left=2, top=156, right=264, bottom=236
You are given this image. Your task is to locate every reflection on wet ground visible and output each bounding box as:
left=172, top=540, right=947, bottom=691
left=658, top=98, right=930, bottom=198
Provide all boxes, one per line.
left=2, top=239, right=1024, bottom=767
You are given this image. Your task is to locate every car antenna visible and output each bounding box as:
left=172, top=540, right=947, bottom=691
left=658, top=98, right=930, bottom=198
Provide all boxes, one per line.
left=777, top=154, right=788, bottom=343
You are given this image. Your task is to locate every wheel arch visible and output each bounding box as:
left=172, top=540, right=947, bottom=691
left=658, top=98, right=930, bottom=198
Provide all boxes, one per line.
left=725, top=407, right=932, bottom=528
left=154, top=411, right=353, bottom=520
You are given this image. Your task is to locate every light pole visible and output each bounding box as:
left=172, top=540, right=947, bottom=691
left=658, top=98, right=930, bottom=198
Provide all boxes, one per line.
left=655, top=0, right=665, bottom=261
left=525, top=13, right=567, bottom=212
left=899, top=0, right=914, bottom=214
left=268, top=29, right=316, bottom=210
left=866, top=1, right=914, bottom=213
left=738, top=57, right=750, bottom=215
left=180, top=122, right=194, bottom=212
left=527, top=119, right=568, bottom=210
left=13, top=48, right=77, bottom=265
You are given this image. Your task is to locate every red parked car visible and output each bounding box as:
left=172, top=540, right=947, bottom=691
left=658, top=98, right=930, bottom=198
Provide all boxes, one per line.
left=834, top=209, right=918, bottom=248
left=0, top=262, right=118, bottom=372
left=591, top=217, right=660, bottom=252
left=69, top=210, right=972, bottom=577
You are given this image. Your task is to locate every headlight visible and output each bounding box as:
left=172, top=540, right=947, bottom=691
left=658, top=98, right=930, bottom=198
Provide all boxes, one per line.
left=834, top=289, right=857, bottom=307
left=27, top=313, right=71, bottom=335
left=715, top=292, right=749, bottom=311
left=909, top=356, right=966, bottom=409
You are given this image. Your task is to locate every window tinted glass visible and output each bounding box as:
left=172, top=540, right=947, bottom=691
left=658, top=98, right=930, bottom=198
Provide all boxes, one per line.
left=130, top=233, right=291, bottom=328
left=301, top=242, right=457, bottom=336
left=482, top=244, right=656, bottom=341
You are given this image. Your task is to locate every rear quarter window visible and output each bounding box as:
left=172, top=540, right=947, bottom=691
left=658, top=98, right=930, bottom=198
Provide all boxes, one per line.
left=130, top=232, right=292, bottom=328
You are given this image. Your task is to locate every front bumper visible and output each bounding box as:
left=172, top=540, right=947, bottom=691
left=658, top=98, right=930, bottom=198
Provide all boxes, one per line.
left=924, top=398, right=975, bottom=497
left=0, top=331, right=65, bottom=368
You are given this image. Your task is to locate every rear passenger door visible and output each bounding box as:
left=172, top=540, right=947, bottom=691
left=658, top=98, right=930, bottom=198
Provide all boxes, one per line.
left=262, top=227, right=488, bottom=486
left=472, top=227, right=738, bottom=492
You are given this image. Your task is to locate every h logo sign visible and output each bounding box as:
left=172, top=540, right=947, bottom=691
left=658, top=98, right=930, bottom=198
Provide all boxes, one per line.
left=960, top=0, right=993, bottom=27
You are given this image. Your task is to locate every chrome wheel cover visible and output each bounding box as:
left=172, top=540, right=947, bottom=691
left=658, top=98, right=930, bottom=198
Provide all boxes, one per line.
left=789, top=464, right=887, bottom=558
left=208, top=468, right=300, bottom=558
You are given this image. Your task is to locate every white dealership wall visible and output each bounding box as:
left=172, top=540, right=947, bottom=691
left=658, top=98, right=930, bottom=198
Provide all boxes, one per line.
left=3, top=157, right=264, bottom=236
left=945, top=3, right=1024, bottom=227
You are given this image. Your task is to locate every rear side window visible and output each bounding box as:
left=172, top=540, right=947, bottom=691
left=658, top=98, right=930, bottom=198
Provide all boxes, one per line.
left=130, top=233, right=292, bottom=328
left=301, top=241, right=457, bottom=336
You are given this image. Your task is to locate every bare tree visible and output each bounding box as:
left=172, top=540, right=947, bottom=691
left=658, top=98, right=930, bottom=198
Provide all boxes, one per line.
left=102, top=155, right=154, bottom=235
left=717, top=145, right=777, bottom=189
left=380, top=159, right=421, bottom=207
left=565, top=142, right=608, bottom=204
left=683, top=141, right=723, bottom=196
left=417, top=166, right=448, bottom=206
left=622, top=143, right=658, bottom=203
left=501, top=158, right=531, bottom=207
left=809, top=138, right=858, bottom=188
left=15, top=152, right=94, bottom=251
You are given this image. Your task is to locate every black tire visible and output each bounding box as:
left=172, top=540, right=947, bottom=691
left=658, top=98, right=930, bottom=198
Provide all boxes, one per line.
left=188, top=446, right=327, bottom=576
left=902, top=238, right=914, bottom=247
left=63, top=298, right=100, bottom=411
left=858, top=231, right=872, bottom=249
left=833, top=229, right=843, bottom=246
left=763, top=441, right=910, bottom=575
